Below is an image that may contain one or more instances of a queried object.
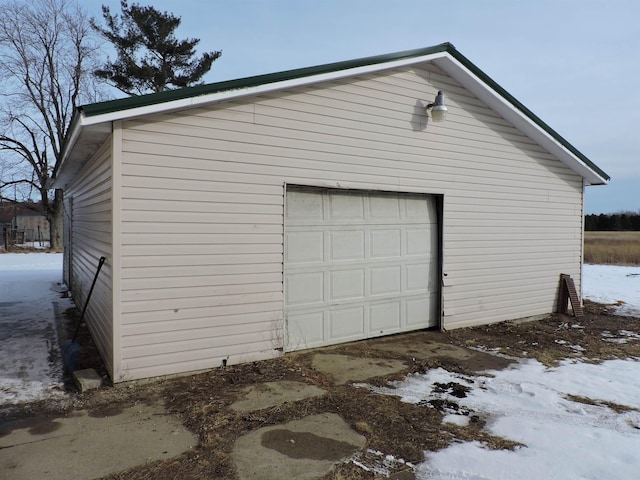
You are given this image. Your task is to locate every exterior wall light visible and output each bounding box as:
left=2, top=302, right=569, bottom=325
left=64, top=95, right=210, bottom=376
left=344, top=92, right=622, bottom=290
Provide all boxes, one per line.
left=426, top=90, right=448, bottom=123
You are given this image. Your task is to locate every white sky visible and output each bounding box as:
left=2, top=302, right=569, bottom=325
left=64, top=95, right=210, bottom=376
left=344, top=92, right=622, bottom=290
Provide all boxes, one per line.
left=85, top=0, right=640, bottom=214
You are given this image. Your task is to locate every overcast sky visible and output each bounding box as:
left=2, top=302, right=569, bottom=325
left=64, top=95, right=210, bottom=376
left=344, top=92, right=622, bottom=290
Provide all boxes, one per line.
left=87, top=0, right=639, bottom=214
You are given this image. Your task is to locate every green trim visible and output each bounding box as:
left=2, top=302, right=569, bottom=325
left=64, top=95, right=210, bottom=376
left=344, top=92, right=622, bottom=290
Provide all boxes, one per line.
left=81, top=43, right=453, bottom=117
left=79, top=41, right=608, bottom=182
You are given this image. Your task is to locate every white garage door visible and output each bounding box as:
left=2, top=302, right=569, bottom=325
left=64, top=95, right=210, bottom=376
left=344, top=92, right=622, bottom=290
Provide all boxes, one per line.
left=284, top=187, right=439, bottom=351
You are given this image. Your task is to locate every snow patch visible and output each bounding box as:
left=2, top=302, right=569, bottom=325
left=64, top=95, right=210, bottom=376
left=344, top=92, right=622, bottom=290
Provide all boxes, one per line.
left=442, top=414, right=470, bottom=426
left=583, top=264, right=640, bottom=317
left=379, top=359, right=640, bottom=479
left=0, top=253, right=71, bottom=405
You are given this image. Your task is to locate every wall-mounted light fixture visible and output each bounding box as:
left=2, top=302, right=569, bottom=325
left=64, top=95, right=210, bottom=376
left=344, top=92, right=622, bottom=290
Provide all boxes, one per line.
left=426, top=90, right=448, bottom=123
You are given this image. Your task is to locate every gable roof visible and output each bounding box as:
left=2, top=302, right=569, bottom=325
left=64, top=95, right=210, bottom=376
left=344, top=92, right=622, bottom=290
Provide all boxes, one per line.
left=54, top=42, right=609, bottom=187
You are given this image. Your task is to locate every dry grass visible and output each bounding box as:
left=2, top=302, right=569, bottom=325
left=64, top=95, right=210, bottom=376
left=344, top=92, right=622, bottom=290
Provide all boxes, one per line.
left=584, top=231, right=640, bottom=265
left=564, top=394, right=640, bottom=414
left=450, top=301, right=640, bottom=367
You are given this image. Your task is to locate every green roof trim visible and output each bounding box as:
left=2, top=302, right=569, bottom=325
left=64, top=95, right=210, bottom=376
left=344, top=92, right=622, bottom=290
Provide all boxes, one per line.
left=79, top=41, right=608, bottom=182
left=80, top=43, right=453, bottom=117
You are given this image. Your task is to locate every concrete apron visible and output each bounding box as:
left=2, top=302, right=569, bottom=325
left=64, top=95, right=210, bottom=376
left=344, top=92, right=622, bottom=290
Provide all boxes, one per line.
left=229, top=354, right=407, bottom=480
left=228, top=337, right=510, bottom=480
left=0, top=402, right=197, bottom=480
left=0, top=336, right=508, bottom=480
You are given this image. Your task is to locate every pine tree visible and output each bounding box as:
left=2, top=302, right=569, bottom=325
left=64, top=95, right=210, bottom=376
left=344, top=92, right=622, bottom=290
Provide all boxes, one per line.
left=92, top=1, right=222, bottom=95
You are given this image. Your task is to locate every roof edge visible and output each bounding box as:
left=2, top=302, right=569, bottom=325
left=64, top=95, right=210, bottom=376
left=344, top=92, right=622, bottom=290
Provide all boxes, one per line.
left=64, top=42, right=608, bottom=186
left=81, top=43, right=455, bottom=118
left=442, top=45, right=609, bottom=183
left=53, top=109, right=83, bottom=182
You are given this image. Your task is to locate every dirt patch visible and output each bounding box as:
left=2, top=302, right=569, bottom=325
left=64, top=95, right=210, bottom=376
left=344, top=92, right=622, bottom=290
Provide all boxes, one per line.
left=230, top=381, right=326, bottom=412
left=61, top=307, right=111, bottom=380
left=365, top=331, right=515, bottom=373
left=3, top=300, right=640, bottom=479
left=87, top=403, right=125, bottom=418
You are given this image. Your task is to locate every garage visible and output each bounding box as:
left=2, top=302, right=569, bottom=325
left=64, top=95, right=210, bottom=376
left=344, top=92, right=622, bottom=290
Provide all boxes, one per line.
left=284, top=187, right=440, bottom=351
left=55, top=43, right=608, bottom=382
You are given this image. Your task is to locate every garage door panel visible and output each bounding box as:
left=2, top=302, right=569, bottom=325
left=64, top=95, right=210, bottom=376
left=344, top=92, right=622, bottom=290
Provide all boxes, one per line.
left=330, top=230, right=365, bottom=261
left=406, top=195, right=437, bottom=221
left=329, top=193, right=365, bottom=219
left=370, top=265, right=402, bottom=295
left=329, top=306, right=365, bottom=339
left=370, top=301, right=401, bottom=332
left=369, top=196, right=401, bottom=218
left=370, top=229, right=402, bottom=258
left=405, top=297, right=430, bottom=327
left=406, top=263, right=430, bottom=291
left=406, top=293, right=439, bottom=328
left=285, top=188, right=439, bottom=351
left=408, top=228, right=439, bottom=259
left=286, top=190, right=324, bottom=220
left=286, top=231, right=324, bottom=263
left=287, top=311, right=325, bottom=349
left=329, top=269, right=365, bottom=300
left=286, top=272, right=324, bottom=306
left=406, top=228, right=428, bottom=255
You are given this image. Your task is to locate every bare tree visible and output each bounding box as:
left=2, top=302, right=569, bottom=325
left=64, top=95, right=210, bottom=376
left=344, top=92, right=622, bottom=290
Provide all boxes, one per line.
left=0, top=0, right=102, bottom=249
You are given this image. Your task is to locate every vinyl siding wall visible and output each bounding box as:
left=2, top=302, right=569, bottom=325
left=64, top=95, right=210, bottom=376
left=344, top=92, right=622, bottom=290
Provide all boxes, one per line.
left=117, top=63, right=583, bottom=381
left=64, top=138, right=115, bottom=376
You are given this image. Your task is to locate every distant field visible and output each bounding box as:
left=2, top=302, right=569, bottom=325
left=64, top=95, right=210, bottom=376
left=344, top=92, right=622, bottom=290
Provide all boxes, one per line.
left=584, top=231, right=640, bottom=265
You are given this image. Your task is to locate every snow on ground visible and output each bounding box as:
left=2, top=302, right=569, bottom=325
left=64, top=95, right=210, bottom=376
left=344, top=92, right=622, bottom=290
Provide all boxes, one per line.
left=583, top=264, right=640, bottom=317
left=0, top=253, right=71, bottom=405
left=371, top=359, right=640, bottom=479
left=16, top=241, right=51, bottom=249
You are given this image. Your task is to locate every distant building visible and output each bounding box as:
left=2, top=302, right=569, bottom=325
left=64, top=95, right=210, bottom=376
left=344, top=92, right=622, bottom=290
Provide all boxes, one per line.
left=0, top=201, right=49, bottom=247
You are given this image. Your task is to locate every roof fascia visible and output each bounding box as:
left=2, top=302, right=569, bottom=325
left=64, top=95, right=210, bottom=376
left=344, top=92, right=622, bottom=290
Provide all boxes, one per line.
left=433, top=49, right=609, bottom=185
left=80, top=44, right=453, bottom=118
left=54, top=110, right=82, bottom=178
left=56, top=42, right=608, bottom=188
left=53, top=111, right=112, bottom=188
left=54, top=46, right=451, bottom=188
left=80, top=51, right=450, bottom=126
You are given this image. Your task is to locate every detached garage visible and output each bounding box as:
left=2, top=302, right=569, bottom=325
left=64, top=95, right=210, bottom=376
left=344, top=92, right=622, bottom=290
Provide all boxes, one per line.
left=54, top=43, right=608, bottom=383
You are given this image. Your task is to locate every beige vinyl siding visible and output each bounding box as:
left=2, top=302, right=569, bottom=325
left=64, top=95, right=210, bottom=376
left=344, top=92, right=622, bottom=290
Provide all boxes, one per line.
left=116, top=63, right=583, bottom=380
left=118, top=149, right=284, bottom=379
left=64, top=138, right=115, bottom=375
